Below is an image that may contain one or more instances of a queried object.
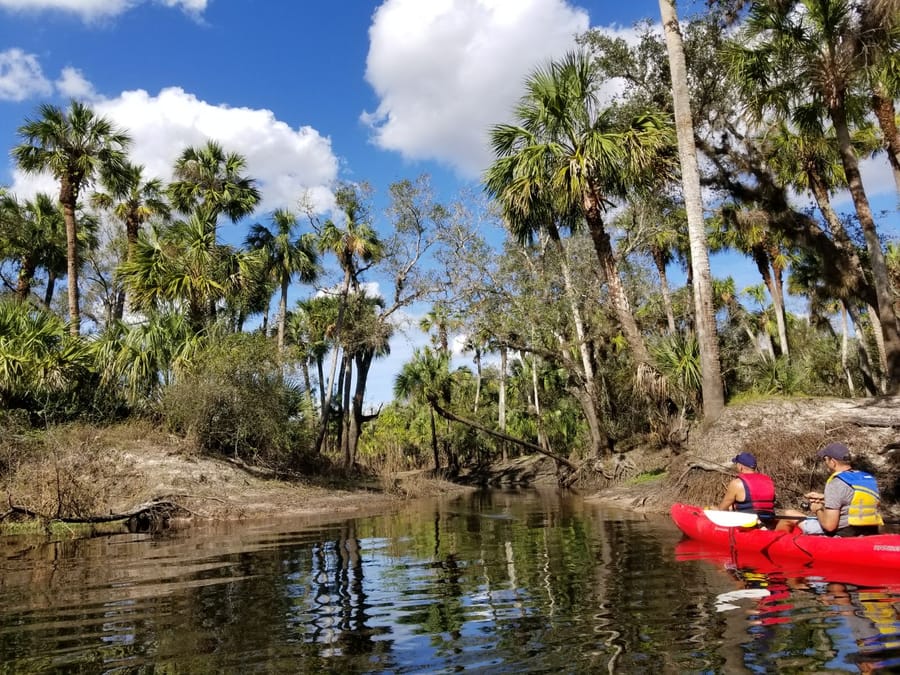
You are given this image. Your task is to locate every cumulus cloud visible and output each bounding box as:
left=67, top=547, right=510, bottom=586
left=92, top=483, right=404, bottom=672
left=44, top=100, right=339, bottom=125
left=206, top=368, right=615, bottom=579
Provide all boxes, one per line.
left=363, top=0, right=591, bottom=178
left=11, top=85, right=340, bottom=216
left=0, top=0, right=207, bottom=21
left=362, top=0, right=652, bottom=179
left=0, top=48, right=52, bottom=101
left=55, top=67, right=99, bottom=100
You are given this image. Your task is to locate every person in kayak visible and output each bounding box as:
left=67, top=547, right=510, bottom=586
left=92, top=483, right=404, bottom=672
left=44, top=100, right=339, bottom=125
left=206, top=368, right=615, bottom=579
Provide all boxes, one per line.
left=718, top=452, right=776, bottom=528
left=778, top=442, right=883, bottom=536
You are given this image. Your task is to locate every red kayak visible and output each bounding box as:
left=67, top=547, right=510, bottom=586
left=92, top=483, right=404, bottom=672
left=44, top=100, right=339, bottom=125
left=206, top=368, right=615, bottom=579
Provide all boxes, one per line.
left=671, top=503, right=900, bottom=571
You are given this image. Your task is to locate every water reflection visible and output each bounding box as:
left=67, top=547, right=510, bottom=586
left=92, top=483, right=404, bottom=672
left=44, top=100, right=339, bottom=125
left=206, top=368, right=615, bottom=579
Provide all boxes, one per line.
left=678, top=541, right=900, bottom=673
left=1, top=489, right=898, bottom=672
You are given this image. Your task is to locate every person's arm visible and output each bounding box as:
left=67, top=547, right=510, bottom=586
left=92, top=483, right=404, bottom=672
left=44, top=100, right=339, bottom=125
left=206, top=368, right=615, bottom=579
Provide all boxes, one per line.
left=718, top=478, right=743, bottom=511
left=812, top=482, right=843, bottom=532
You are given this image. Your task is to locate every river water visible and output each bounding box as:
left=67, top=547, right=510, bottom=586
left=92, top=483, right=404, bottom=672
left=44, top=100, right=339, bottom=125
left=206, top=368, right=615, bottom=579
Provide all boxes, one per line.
left=1, top=489, right=899, bottom=673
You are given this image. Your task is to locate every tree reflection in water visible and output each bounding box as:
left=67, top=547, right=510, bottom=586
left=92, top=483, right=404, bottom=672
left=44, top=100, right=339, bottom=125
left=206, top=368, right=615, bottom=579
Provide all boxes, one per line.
left=0, top=489, right=898, bottom=672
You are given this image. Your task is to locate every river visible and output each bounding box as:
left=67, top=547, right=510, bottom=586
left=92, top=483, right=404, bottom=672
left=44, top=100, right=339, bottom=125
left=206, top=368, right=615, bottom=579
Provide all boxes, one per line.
left=1, top=489, right=898, bottom=673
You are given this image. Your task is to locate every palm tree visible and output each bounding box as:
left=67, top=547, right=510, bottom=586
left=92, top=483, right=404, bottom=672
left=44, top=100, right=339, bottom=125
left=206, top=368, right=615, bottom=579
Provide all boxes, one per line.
left=314, top=183, right=383, bottom=454
left=394, top=347, right=451, bottom=472
left=0, top=193, right=66, bottom=303
left=486, top=52, right=674, bottom=370
left=168, top=140, right=260, bottom=229
left=658, top=0, right=726, bottom=421
left=91, top=161, right=170, bottom=319
left=13, top=101, right=131, bottom=334
left=245, top=209, right=319, bottom=352
left=729, top=0, right=900, bottom=392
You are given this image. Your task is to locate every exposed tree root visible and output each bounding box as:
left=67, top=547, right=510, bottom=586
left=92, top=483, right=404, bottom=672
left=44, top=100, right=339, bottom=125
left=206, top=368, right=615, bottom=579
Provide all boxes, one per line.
left=1, top=496, right=194, bottom=532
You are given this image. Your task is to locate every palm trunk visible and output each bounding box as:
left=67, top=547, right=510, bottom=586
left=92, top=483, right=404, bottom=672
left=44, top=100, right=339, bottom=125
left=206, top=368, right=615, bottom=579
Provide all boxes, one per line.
left=830, top=102, right=900, bottom=393
left=59, top=182, right=80, bottom=336
left=839, top=300, right=855, bottom=395
left=751, top=246, right=789, bottom=359
left=498, top=344, right=508, bottom=462
left=277, top=276, right=288, bottom=352
left=44, top=271, right=56, bottom=308
left=429, top=405, right=440, bottom=471
left=871, top=87, right=900, bottom=196
left=347, top=349, right=375, bottom=469
left=340, top=355, right=352, bottom=466
left=315, top=270, right=351, bottom=453
left=15, top=255, right=36, bottom=302
left=659, top=0, right=725, bottom=422
left=652, top=246, right=677, bottom=333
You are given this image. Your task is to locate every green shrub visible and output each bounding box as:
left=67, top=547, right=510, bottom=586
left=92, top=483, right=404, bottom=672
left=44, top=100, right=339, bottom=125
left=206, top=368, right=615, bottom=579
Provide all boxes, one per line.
left=161, top=333, right=315, bottom=470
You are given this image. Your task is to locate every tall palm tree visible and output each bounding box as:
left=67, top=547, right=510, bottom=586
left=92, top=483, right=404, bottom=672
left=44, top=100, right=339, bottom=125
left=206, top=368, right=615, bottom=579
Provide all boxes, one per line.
left=245, top=209, right=319, bottom=351
left=91, top=161, right=170, bottom=319
left=486, top=51, right=673, bottom=370
left=729, top=0, right=900, bottom=392
left=168, top=140, right=260, bottom=230
left=658, top=0, right=726, bottom=421
left=13, top=101, right=131, bottom=334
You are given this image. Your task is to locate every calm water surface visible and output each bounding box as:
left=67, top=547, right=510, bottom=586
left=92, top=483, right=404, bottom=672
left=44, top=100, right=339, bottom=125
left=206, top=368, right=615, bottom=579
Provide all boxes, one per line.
left=1, top=489, right=899, bottom=673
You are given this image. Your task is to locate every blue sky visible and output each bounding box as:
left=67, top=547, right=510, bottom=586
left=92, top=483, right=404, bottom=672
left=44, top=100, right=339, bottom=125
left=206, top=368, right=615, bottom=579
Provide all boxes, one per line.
left=0, top=0, right=896, bottom=405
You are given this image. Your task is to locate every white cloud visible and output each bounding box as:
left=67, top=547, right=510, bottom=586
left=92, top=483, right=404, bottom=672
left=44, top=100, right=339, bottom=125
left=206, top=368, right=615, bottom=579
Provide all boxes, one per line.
left=55, top=66, right=99, bottom=100
left=362, top=0, right=591, bottom=178
left=361, top=0, right=652, bottom=179
left=0, top=0, right=207, bottom=20
left=11, top=85, right=340, bottom=217
left=0, top=48, right=52, bottom=101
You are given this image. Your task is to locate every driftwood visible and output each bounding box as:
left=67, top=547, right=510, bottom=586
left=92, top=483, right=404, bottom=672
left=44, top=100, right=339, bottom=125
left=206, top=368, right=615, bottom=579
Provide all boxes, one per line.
left=1, top=497, right=192, bottom=532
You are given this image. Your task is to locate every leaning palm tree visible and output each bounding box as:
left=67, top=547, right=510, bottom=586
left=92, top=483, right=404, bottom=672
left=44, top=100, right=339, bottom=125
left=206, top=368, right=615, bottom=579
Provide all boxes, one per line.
left=13, top=101, right=131, bottom=334
left=394, top=347, right=451, bottom=472
left=245, top=209, right=319, bottom=352
left=485, top=51, right=673, bottom=371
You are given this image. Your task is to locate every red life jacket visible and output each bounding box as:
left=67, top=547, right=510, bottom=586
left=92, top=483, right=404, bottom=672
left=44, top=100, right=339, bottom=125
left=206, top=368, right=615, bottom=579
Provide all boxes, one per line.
left=736, top=473, right=776, bottom=520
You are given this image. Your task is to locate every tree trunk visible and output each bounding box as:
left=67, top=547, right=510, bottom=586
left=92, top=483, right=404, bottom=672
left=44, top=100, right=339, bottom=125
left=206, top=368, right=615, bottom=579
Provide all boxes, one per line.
left=59, top=182, right=80, bottom=336
left=652, top=246, right=677, bottom=333
left=340, top=354, right=352, bottom=467
left=840, top=300, right=855, bottom=395
left=498, top=344, right=508, bottom=462
left=347, top=348, right=376, bottom=469
left=44, top=271, right=56, bottom=308
left=659, top=0, right=725, bottom=422
left=429, top=406, right=440, bottom=471
left=15, top=255, right=36, bottom=302
left=871, top=87, right=900, bottom=196
left=277, top=276, right=288, bottom=352
left=584, top=205, right=652, bottom=366
left=751, top=246, right=789, bottom=358
left=430, top=400, right=579, bottom=471
left=830, top=101, right=900, bottom=393
left=473, top=348, right=482, bottom=413
left=315, top=270, right=351, bottom=453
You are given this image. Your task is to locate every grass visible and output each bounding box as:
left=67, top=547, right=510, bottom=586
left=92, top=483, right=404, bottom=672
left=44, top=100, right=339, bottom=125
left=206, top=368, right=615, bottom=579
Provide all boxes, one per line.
left=625, top=469, right=667, bottom=486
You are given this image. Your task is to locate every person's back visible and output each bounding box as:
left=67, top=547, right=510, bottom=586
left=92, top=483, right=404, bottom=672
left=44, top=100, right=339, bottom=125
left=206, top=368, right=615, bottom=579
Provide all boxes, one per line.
left=719, top=452, right=776, bottom=527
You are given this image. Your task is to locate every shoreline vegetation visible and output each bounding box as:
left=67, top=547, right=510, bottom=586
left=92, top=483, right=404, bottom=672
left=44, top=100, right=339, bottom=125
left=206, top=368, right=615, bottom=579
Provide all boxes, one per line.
left=3, top=7, right=900, bottom=546
left=2, top=396, right=898, bottom=540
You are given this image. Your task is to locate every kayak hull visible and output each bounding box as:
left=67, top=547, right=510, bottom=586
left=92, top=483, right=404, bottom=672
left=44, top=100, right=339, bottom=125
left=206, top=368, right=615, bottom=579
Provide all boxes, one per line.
left=670, top=502, right=900, bottom=571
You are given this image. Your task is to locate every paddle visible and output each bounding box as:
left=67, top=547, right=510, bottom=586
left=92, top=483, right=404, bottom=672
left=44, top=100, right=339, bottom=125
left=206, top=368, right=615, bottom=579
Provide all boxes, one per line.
left=704, top=509, right=900, bottom=528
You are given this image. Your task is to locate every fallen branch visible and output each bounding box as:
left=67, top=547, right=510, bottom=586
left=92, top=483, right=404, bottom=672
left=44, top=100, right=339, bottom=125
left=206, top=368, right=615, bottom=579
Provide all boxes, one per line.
left=1, top=496, right=190, bottom=531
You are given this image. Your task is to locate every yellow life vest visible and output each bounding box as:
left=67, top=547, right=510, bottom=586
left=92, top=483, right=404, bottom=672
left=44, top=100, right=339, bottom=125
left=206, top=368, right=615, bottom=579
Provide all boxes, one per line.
left=826, top=470, right=884, bottom=527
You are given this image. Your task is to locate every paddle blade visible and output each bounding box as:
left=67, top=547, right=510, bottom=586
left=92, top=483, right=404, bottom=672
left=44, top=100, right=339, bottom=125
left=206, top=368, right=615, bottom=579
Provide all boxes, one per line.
left=703, top=509, right=760, bottom=528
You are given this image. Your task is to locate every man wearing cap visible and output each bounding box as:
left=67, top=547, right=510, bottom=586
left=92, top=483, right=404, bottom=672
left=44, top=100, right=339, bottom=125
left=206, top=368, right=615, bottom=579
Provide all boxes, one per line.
left=719, top=452, right=776, bottom=527
left=783, top=442, right=883, bottom=536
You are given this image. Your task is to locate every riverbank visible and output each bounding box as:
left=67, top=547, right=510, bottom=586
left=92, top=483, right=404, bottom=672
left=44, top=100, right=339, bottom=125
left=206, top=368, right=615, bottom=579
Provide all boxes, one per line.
left=1, top=395, right=898, bottom=534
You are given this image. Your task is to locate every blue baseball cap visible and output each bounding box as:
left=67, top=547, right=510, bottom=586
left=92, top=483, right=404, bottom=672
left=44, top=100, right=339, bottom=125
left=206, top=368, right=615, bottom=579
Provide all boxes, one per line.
left=732, top=452, right=758, bottom=469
